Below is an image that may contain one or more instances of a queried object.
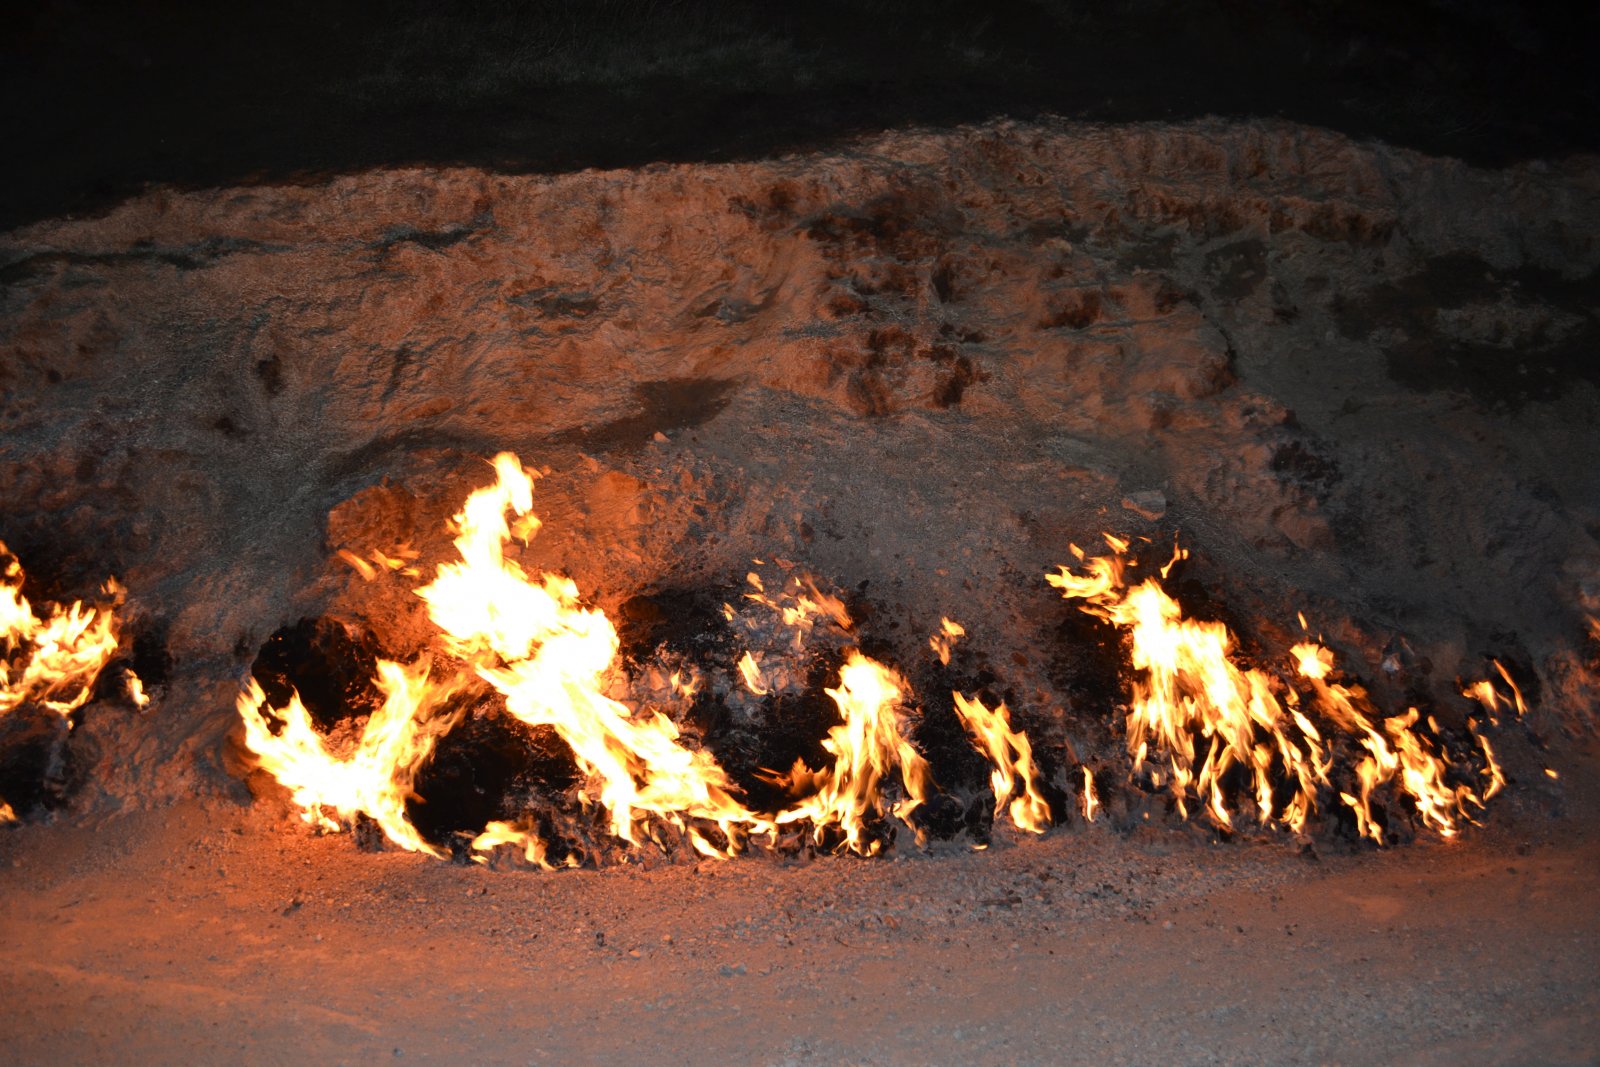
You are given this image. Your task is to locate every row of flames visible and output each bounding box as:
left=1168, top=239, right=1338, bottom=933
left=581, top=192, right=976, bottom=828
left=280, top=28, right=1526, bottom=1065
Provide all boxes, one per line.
left=222, top=454, right=1529, bottom=865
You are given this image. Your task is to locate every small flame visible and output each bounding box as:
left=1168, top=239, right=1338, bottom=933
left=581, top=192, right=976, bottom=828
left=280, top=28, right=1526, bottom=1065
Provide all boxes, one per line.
left=737, top=650, right=771, bottom=696
left=1080, top=767, right=1099, bottom=823
left=951, top=691, right=1050, bottom=833
left=1, top=543, right=131, bottom=719
left=125, top=672, right=150, bottom=709
left=470, top=818, right=576, bottom=870
left=929, top=617, right=966, bottom=666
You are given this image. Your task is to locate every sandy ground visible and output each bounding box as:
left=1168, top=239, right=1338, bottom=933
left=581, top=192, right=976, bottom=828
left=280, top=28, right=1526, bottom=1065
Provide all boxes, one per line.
left=1, top=118, right=1598, bottom=1062
left=1, top=736, right=1595, bottom=1065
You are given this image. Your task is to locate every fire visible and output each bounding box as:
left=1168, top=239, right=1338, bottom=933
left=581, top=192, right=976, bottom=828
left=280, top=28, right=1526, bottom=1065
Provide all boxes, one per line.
left=1049, top=538, right=1323, bottom=831
left=771, top=652, right=934, bottom=855
left=951, top=690, right=1050, bottom=833
left=236, top=657, right=466, bottom=856
left=1050, top=536, right=1505, bottom=842
left=930, top=617, right=965, bottom=666
left=418, top=453, right=773, bottom=860
left=1, top=542, right=130, bottom=719
left=235, top=457, right=1529, bottom=865
left=736, top=650, right=771, bottom=695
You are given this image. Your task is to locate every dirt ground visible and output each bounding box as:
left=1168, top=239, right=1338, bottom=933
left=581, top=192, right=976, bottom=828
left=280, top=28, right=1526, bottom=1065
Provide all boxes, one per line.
left=2, top=117, right=1598, bottom=1063
left=1, top=735, right=1595, bottom=1065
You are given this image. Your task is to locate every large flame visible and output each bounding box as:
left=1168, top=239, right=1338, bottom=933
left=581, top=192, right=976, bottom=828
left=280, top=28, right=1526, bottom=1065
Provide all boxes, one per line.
left=419, top=454, right=773, bottom=859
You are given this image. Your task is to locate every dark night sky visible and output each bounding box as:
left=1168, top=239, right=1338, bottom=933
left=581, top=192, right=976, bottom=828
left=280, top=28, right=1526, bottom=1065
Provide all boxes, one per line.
left=4, top=0, right=1598, bottom=230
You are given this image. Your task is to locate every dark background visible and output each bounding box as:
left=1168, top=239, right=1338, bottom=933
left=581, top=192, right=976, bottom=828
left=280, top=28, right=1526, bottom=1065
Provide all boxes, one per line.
left=4, top=0, right=1598, bottom=231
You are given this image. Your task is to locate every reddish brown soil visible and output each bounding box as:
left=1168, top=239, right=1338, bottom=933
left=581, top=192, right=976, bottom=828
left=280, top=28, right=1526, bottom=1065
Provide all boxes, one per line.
left=2, top=737, right=1595, bottom=1065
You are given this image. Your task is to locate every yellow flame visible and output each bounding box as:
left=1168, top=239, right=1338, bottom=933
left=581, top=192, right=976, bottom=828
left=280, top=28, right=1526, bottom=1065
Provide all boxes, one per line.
left=1, top=543, right=130, bottom=719
left=470, top=818, right=577, bottom=870
left=1051, top=538, right=1501, bottom=842
left=1080, top=767, right=1099, bottom=823
left=237, top=657, right=465, bottom=856
left=951, top=691, right=1050, bottom=832
left=1050, top=549, right=1323, bottom=832
left=737, top=650, right=770, bottom=696
left=930, top=617, right=966, bottom=666
left=773, top=652, right=933, bottom=855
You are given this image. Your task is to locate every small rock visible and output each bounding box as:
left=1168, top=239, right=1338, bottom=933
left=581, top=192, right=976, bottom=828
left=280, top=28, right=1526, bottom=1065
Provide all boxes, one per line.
left=718, top=963, right=747, bottom=977
left=652, top=431, right=669, bottom=443
left=628, top=948, right=642, bottom=959
left=1122, top=490, right=1167, bottom=520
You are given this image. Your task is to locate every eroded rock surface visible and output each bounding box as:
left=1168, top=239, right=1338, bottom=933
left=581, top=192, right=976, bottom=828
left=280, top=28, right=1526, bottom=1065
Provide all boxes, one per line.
left=2, top=118, right=1597, bottom=802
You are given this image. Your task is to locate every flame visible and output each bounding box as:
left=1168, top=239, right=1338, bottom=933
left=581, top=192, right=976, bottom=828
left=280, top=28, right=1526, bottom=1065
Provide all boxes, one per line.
left=1, top=543, right=130, bottom=719
left=737, top=650, right=771, bottom=696
left=0, top=801, right=16, bottom=823
left=1050, top=537, right=1503, bottom=842
left=236, top=656, right=465, bottom=856
left=772, top=652, right=934, bottom=855
left=470, top=818, right=577, bottom=870
left=930, top=617, right=966, bottom=666
left=951, top=691, right=1050, bottom=832
left=237, top=460, right=1531, bottom=864
left=1049, top=542, right=1323, bottom=832
left=125, top=672, right=149, bottom=710
left=1462, top=659, right=1527, bottom=724
left=416, top=454, right=772, bottom=859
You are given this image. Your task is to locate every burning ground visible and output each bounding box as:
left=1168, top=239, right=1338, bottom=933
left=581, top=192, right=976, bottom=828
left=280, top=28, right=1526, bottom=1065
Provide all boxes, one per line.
left=1, top=117, right=1598, bottom=1062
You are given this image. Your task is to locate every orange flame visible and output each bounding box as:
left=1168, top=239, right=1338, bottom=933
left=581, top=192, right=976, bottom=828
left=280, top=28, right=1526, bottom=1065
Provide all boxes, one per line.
left=1, top=543, right=130, bottom=719
left=930, top=617, right=965, bottom=666
left=951, top=691, right=1050, bottom=833
left=772, top=652, right=934, bottom=855
left=236, top=657, right=465, bottom=856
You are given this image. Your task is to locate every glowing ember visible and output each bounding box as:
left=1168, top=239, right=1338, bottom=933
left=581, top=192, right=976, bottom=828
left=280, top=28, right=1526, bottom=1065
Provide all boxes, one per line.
left=1, top=542, right=131, bottom=720
left=951, top=690, right=1050, bottom=833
